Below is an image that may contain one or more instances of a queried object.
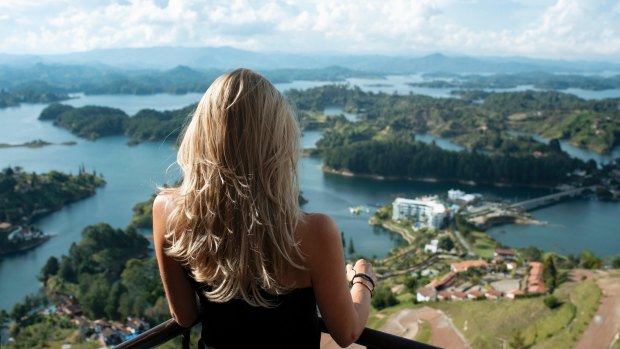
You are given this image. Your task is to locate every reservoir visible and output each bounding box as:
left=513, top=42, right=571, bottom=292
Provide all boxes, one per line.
left=1, top=80, right=619, bottom=312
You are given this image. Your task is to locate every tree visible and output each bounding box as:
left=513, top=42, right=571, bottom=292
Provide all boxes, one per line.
left=543, top=254, right=558, bottom=293
left=543, top=295, right=562, bottom=309
left=438, top=236, right=455, bottom=252
left=520, top=246, right=543, bottom=262
left=371, top=286, right=399, bottom=310
left=403, top=274, right=417, bottom=293
left=612, top=256, right=620, bottom=269
left=348, top=237, right=356, bottom=255
left=0, top=309, right=9, bottom=330
left=548, top=139, right=562, bottom=153
left=58, top=256, right=76, bottom=283
left=38, top=256, right=59, bottom=284
left=341, top=231, right=345, bottom=248
left=580, top=251, right=602, bottom=269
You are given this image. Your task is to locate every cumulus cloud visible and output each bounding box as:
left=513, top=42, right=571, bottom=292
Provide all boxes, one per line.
left=0, top=0, right=618, bottom=60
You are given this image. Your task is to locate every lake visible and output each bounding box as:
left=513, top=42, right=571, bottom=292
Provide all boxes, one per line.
left=1, top=80, right=619, bottom=312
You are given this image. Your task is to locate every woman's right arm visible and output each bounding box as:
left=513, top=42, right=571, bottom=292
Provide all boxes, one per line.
left=302, top=214, right=376, bottom=347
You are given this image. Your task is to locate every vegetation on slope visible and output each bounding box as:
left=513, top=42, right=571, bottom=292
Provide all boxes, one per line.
left=0, top=166, right=105, bottom=225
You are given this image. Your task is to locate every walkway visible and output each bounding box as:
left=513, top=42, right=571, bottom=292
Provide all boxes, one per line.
left=574, top=270, right=620, bottom=349
left=379, top=307, right=470, bottom=349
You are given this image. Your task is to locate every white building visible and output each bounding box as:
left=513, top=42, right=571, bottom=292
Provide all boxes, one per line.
left=448, top=189, right=480, bottom=206
left=424, top=239, right=439, bottom=253
left=416, top=287, right=437, bottom=302
left=392, top=197, right=447, bottom=230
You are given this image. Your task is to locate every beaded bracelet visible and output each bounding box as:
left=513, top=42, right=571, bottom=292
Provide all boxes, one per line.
left=352, top=273, right=375, bottom=288
left=352, top=281, right=374, bottom=297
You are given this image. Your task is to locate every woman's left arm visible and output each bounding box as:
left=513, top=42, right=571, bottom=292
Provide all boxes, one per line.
left=153, top=194, right=199, bottom=327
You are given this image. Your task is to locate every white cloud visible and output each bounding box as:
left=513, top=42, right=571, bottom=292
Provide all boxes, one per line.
left=0, top=0, right=617, bottom=60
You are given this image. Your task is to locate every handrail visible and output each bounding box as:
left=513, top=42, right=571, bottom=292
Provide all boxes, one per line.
left=115, top=317, right=441, bottom=349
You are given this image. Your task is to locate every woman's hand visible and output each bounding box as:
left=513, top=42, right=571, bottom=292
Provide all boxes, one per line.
left=351, top=259, right=377, bottom=285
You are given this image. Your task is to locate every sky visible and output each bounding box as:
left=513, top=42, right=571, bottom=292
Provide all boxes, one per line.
left=0, top=0, right=619, bottom=60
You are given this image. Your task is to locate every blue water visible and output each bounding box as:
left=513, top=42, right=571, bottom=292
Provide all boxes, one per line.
left=1, top=79, right=619, bottom=312
left=507, top=130, right=620, bottom=166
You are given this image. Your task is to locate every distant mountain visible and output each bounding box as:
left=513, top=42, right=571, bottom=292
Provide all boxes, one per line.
left=0, top=47, right=618, bottom=74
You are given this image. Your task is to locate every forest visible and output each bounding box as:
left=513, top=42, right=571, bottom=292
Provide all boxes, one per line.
left=0, top=166, right=105, bottom=225
left=0, top=64, right=372, bottom=96
left=5, top=223, right=164, bottom=348
left=412, top=72, right=620, bottom=91
left=0, top=88, right=68, bottom=108
left=287, top=85, right=620, bottom=154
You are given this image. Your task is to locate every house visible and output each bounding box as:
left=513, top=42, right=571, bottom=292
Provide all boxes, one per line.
left=416, top=287, right=437, bottom=302
left=529, top=262, right=543, bottom=276
left=506, top=262, right=517, bottom=271
left=451, top=260, right=489, bottom=273
left=494, top=248, right=516, bottom=261
left=527, top=262, right=545, bottom=294
left=485, top=289, right=502, bottom=300
left=424, top=239, right=439, bottom=254
left=528, top=284, right=546, bottom=294
left=93, top=319, right=110, bottom=333
left=505, top=289, right=525, bottom=299
left=437, top=290, right=452, bottom=301
left=451, top=292, right=467, bottom=301
left=99, top=328, right=123, bottom=347
left=448, top=189, right=480, bottom=206
left=467, top=290, right=484, bottom=300
left=427, top=272, right=457, bottom=290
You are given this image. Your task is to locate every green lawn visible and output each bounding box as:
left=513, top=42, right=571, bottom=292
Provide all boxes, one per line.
left=533, top=280, right=601, bottom=349
left=415, top=319, right=432, bottom=344
left=470, top=231, right=497, bottom=258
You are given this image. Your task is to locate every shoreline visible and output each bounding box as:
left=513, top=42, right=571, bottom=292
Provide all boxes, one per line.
left=0, top=234, right=53, bottom=257
left=369, top=217, right=415, bottom=244
left=321, top=166, right=555, bottom=189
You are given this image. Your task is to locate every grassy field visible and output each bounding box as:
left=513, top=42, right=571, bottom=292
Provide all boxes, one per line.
left=470, top=231, right=497, bottom=258
left=415, top=320, right=432, bottom=344
left=429, top=279, right=601, bottom=349
left=533, top=280, right=601, bottom=349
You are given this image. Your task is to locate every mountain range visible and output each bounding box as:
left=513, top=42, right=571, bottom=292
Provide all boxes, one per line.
left=1, top=46, right=618, bottom=74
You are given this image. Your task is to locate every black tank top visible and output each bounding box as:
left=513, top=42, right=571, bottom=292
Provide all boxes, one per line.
left=197, top=287, right=320, bottom=349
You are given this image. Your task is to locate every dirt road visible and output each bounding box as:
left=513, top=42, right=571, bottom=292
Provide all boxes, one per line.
left=320, top=306, right=469, bottom=348
left=379, top=306, right=469, bottom=349
left=574, top=270, right=620, bottom=349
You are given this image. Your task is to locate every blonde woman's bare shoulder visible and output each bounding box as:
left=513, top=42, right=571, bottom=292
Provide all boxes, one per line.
left=153, top=189, right=176, bottom=212
left=298, top=213, right=340, bottom=246
left=152, top=190, right=177, bottom=236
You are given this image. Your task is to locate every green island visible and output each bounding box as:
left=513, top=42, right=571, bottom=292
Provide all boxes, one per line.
left=0, top=139, right=77, bottom=149
left=286, top=85, right=620, bottom=155
left=0, top=166, right=105, bottom=256
left=411, top=71, right=620, bottom=91
left=0, top=88, right=69, bottom=109
left=1, top=64, right=376, bottom=96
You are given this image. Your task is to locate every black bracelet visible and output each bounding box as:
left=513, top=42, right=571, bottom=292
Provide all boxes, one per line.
left=352, top=281, right=374, bottom=297
left=352, top=273, right=375, bottom=288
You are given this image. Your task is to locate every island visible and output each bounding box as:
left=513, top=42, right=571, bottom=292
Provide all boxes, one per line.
left=0, top=139, right=77, bottom=149
left=0, top=166, right=105, bottom=256
left=0, top=88, right=69, bottom=109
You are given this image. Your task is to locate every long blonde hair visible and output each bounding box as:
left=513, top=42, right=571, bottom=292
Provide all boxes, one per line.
left=165, top=68, right=304, bottom=307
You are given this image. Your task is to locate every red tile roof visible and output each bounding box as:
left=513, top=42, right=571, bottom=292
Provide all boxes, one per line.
left=451, top=260, right=489, bottom=273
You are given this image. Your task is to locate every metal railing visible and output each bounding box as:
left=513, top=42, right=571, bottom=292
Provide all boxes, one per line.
left=116, top=317, right=441, bottom=349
